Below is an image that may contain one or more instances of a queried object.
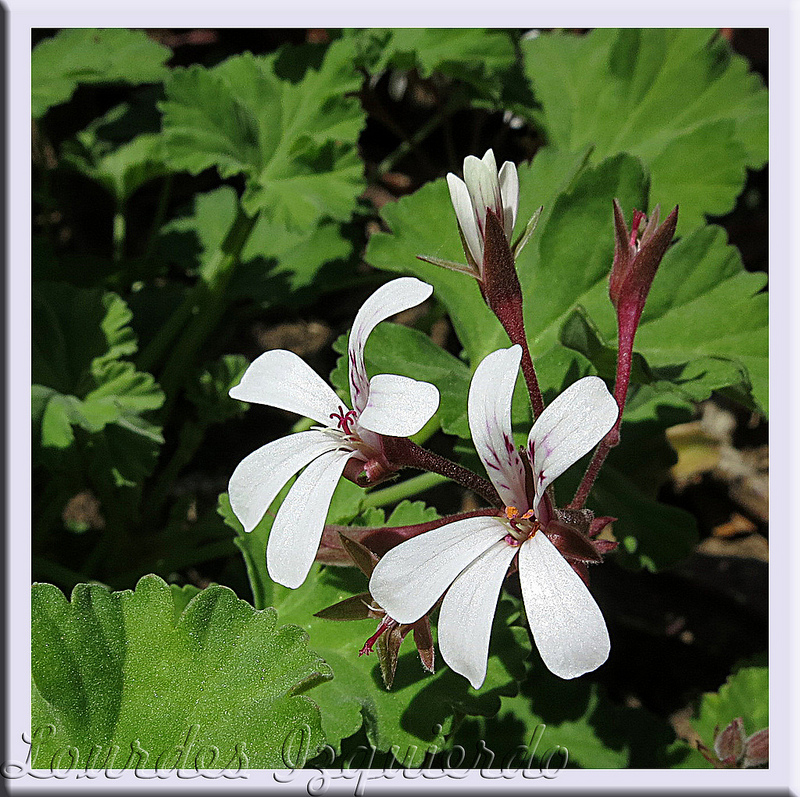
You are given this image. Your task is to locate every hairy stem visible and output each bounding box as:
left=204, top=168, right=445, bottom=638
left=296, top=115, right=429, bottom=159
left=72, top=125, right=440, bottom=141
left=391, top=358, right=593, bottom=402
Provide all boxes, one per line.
left=381, top=436, right=501, bottom=507
left=569, top=317, right=633, bottom=509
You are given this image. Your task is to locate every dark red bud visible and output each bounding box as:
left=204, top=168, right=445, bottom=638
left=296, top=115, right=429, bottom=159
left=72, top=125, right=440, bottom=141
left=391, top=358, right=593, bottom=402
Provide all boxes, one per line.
left=375, top=624, right=406, bottom=689
left=609, top=201, right=678, bottom=318
left=714, top=717, right=745, bottom=765
left=743, top=727, right=768, bottom=767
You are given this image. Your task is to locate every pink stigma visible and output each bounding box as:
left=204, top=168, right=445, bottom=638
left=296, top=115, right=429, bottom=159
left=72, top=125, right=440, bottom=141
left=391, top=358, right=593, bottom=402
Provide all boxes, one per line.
left=359, top=615, right=397, bottom=656
left=630, top=209, right=646, bottom=249
left=330, top=406, right=358, bottom=435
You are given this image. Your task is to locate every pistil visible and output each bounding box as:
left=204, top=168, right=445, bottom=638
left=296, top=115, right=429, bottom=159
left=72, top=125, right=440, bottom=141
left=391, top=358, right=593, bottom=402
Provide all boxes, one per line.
left=330, top=405, right=358, bottom=436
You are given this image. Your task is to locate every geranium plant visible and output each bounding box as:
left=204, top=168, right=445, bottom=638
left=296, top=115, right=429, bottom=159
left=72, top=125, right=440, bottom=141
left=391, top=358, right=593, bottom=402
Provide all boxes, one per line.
left=29, top=27, right=767, bottom=773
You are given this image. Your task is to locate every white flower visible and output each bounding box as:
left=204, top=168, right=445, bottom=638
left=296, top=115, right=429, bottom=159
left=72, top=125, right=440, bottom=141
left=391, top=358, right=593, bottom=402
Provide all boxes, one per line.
left=446, top=149, right=519, bottom=277
left=369, top=345, right=618, bottom=688
left=228, top=277, right=440, bottom=589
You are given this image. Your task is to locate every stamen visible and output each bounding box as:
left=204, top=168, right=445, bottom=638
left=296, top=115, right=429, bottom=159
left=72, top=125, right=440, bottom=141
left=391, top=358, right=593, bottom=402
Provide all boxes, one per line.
left=503, top=504, right=541, bottom=542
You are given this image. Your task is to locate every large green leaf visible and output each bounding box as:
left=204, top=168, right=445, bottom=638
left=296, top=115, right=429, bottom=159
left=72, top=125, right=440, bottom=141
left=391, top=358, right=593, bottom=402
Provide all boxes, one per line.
left=520, top=29, right=767, bottom=232
left=32, top=29, right=171, bottom=119
left=161, top=40, right=366, bottom=226
left=32, top=576, right=330, bottom=769
left=220, top=494, right=530, bottom=762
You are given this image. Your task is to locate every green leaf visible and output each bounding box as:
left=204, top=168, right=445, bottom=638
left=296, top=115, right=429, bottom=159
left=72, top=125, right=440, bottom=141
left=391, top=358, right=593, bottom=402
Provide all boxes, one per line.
left=161, top=40, right=366, bottom=226
left=185, top=354, right=250, bottom=426
left=32, top=576, right=330, bottom=769
left=159, top=186, right=356, bottom=305
left=32, top=29, right=171, bottom=118
left=219, top=493, right=529, bottom=761
left=560, top=306, right=757, bottom=408
left=351, top=29, right=519, bottom=102
left=330, top=322, right=473, bottom=438
left=520, top=29, right=767, bottom=232
left=32, top=283, right=164, bottom=487
left=63, top=130, right=168, bottom=207
left=453, top=661, right=677, bottom=768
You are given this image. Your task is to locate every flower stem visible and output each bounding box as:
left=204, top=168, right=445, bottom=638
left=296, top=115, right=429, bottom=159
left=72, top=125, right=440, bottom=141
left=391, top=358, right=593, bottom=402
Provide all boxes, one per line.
left=381, top=436, right=501, bottom=507
left=362, top=472, right=448, bottom=508
left=569, top=319, right=633, bottom=509
left=504, top=309, right=545, bottom=419
left=481, top=210, right=544, bottom=418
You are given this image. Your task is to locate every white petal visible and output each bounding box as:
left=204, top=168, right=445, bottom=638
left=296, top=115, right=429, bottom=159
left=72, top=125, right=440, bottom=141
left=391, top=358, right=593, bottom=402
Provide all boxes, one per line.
left=498, top=161, right=519, bottom=239
left=518, top=532, right=610, bottom=679
left=369, top=516, right=505, bottom=624
left=481, top=148, right=498, bottom=173
left=468, top=346, right=528, bottom=509
left=528, top=375, right=618, bottom=508
left=230, top=349, right=342, bottom=426
left=229, top=430, right=343, bottom=533
left=267, top=448, right=354, bottom=589
left=438, top=539, right=518, bottom=689
left=447, top=173, right=483, bottom=270
left=464, top=153, right=502, bottom=225
left=348, top=278, right=433, bottom=414
left=358, top=373, right=439, bottom=437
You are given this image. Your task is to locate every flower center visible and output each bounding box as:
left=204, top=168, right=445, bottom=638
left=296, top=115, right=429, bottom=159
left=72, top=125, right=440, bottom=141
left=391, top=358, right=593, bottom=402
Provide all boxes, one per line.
left=330, top=405, right=358, bottom=436
left=503, top=506, right=541, bottom=545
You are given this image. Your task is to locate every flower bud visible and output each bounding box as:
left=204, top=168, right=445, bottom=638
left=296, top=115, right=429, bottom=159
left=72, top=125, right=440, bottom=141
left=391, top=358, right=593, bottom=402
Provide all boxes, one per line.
left=608, top=199, right=679, bottom=323
left=713, top=717, right=746, bottom=765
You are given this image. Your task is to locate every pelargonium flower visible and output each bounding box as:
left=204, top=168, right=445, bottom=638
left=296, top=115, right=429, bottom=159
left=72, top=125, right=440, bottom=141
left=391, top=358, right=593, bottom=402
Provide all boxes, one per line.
left=419, top=149, right=530, bottom=282
left=447, top=148, right=519, bottom=277
left=228, top=277, right=440, bottom=589
left=369, top=345, right=618, bottom=688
